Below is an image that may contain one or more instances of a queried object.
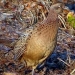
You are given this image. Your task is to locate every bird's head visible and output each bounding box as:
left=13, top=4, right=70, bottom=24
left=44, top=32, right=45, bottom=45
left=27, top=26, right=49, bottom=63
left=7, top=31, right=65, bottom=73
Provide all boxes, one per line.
left=50, top=3, right=64, bottom=14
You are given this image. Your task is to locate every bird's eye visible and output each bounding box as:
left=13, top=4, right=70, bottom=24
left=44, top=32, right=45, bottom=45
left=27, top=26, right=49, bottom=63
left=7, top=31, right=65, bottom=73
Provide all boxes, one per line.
left=55, top=6, right=61, bottom=9
left=58, top=6, right=61, bottom=8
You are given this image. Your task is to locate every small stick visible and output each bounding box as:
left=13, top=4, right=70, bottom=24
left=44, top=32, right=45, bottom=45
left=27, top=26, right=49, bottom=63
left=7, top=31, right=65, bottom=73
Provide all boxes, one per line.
left=57, top=57, right=70, bottom=67
left=70, top=69, right=75, bottom=75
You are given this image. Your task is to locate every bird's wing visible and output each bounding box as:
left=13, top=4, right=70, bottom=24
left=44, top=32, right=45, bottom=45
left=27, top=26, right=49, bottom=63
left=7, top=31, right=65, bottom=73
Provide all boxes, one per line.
left=14, top=26, right=34, bottom=60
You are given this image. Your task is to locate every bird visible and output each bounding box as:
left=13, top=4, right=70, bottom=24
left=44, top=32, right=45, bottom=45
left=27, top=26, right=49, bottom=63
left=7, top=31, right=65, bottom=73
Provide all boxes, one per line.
left=13, top=3, right=63, bottom=75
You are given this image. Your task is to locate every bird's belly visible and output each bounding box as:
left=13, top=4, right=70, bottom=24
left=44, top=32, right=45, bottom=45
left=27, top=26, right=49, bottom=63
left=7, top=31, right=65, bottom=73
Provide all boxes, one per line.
left=22, top=36, right=56, bottom=67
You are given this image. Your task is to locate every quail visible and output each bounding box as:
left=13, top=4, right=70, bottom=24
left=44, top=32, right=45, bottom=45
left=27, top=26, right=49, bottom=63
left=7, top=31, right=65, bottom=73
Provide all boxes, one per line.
left=14, top=3, right=64, bottom=75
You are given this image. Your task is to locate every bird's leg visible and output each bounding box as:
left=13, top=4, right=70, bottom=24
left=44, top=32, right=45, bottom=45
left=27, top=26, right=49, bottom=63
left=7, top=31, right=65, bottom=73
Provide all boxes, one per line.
left=32, top=66, right=36, bottom=75
left=32, top=68, right=35, bottom=75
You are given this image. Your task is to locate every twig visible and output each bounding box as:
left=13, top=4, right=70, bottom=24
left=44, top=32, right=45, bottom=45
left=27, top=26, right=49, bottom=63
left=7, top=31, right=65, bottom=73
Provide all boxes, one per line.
left=58, top=15, right=66, bottom=29
left=70, top=69, right=75, bottom=75
left=57, top=57, right=70, bottom=67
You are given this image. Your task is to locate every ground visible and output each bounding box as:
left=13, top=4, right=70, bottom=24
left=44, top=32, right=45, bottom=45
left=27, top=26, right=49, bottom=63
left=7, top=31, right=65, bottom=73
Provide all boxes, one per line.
left=0, top=0, right=75, bottom=75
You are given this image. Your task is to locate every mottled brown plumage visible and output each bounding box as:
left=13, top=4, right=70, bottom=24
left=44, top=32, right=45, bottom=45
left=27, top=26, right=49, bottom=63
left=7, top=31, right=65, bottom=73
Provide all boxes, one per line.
left=14, top=3, right=63, bottom=75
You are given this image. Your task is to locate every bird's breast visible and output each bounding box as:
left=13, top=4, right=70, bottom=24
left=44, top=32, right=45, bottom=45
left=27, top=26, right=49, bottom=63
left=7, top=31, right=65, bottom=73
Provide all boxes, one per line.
left=23, top=25, right=57, bottom=60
